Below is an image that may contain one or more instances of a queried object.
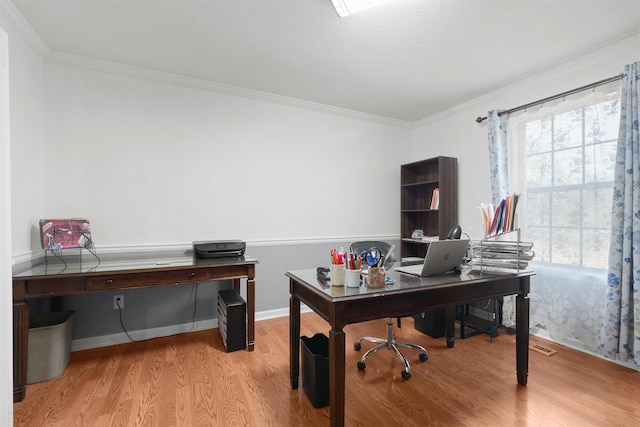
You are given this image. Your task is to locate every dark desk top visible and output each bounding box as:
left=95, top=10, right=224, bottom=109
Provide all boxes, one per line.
left=14, top=255, right=258, bottom=279
left=287, top=266, right=532, bottom=301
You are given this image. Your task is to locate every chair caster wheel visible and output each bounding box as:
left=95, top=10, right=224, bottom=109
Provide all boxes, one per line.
left=419, top=352, right=428, bottom=362
left=401, top=370, right=411, bottom=380
left=354, top=342, right=361, bottom=351
left=357, top=361, right=366, bottom=370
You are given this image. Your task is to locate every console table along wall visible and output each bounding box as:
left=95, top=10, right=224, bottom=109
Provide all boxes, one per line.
left=12, top=255, right=258, bottom=403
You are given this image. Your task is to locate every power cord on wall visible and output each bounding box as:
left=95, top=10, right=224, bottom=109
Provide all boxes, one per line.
left=115, top=282, right=200, bottom=342
left=116, top=298, right=140, bottom=342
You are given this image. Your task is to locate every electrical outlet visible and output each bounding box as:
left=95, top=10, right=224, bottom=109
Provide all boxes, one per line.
left=114, top=295, right=124, bottom=309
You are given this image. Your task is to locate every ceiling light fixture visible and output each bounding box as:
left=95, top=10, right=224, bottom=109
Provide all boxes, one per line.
left=331, top=0, right=395, bottom=17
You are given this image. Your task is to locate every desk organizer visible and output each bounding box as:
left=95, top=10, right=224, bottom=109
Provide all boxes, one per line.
left=39, top=218, right=99, bottom=266
left=217, top=289, right=246, bottom=352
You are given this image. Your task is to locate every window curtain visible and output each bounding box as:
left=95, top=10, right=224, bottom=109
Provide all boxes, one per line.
left=487, top=110, right=516, bottom=326
left=599, top=62, right=640, bottom=366
left=487, top=110, right=509, bottom=204
left=507, top=82, right=620, bottom=355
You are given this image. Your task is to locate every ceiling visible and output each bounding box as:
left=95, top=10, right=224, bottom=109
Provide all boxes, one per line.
left=9, top=0, right=640, bottom=123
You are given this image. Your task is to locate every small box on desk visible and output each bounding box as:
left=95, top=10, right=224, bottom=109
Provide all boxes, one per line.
left=217, top=289, right=246, bottom=352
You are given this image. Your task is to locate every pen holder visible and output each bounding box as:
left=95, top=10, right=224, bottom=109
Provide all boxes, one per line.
left=344, top=269, right=361, bottom=288
left=330, top=264, right=345, bottom=286
left=367, top=267, right=386, bottom=288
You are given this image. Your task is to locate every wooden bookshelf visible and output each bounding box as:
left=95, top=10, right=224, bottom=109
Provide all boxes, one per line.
left=400, top=156, right=458, bottom=262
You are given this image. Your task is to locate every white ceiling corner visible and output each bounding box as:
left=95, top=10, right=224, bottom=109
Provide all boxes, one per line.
left=5, top=0, right=640, bottom=123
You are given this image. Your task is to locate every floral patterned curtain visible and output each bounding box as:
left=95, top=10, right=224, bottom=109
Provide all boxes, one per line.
left=508, top=85, right=620, bottom=357
left=487, top=110, right=517, bottom=326
left=496, top=79, right=621, bottom=347
left=487, top=110, right=509, bottom=205
left=599, top=62, right=640, bottom=366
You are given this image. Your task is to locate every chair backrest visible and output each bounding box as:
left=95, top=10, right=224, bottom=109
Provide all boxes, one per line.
left=349, top=241, right=396, bottom=269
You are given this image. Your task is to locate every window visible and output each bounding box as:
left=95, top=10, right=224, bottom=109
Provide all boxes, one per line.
left=508, top=86, right=620, bottom=270
left=502, top=80, right=622, bottom=350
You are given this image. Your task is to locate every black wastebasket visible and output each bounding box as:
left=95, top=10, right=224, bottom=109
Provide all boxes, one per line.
left=301, top=333, right=329, bottom=408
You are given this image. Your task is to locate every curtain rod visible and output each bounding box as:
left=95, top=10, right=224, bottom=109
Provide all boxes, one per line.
left=475, top=73, right=623, bottom=123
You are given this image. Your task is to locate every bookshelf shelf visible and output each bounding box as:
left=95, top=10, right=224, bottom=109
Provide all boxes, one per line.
left=401, top=180, right=438, bottom=187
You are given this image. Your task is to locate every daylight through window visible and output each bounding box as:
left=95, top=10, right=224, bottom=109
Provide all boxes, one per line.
left=508, top=89, right=620, bottom=270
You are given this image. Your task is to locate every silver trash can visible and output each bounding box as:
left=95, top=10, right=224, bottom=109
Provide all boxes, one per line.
left=27, top=310, right=75, bottom=384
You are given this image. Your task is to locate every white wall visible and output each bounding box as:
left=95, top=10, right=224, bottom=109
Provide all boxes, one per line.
left=0, top=24, right=12, bottom=427
left=1, top=5, right=46, bottom=424
left=42, top=63, right=410, bottom=250
left=6, top=26, right=44, bottom=260
left=34, top=63, right=412, bottom=347
left=411, top=35, right=640, bottom=239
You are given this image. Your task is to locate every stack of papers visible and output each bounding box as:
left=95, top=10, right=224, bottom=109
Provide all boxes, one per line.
left=470, top=239, right=534, bottom=271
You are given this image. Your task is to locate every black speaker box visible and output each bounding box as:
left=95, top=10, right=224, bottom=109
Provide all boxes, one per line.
left=217, top=289, right=246, bottom=352
left=413, top=309, right=446, bottom=338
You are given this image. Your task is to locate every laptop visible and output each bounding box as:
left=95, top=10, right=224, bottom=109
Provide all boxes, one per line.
left=395, top=239, right=469, bottom=277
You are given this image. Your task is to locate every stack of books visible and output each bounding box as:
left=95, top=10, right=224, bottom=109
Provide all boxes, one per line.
left=430, top=188, right=439, bottom=210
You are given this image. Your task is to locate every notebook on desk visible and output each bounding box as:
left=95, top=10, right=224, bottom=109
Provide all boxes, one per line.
left=395, top=239, right=469, bottom=277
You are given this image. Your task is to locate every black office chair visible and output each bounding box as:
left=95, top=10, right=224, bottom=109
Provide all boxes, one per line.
left=350, top=241, right=428, bottom=380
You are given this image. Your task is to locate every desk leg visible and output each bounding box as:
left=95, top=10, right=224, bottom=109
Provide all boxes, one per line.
left=329, top=327, right=346, bottom=427
left=289, top=293, right=301, bottom=389
left=445, top=306, right=455, bottom=348
left=246, top=277, right=255, bottom=351
left=13, top=301, right=28, bottom=403
left=516, top=276, right=530, bottom=385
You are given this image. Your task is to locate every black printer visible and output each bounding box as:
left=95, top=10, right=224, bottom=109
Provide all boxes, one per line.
left=193, top=240, right=246, bottom=259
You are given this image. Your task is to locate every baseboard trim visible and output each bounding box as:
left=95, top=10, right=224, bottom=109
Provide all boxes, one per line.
left=71, top=305, right=311, bottom=351
left=530, top=327, right=640, bottom=372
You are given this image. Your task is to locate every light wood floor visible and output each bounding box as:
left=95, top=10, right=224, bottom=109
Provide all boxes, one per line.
left=14, top=312, right=640, bottom=426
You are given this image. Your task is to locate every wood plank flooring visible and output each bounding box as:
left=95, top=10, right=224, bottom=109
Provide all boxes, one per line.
left=14, top=312, right=640, bottom=426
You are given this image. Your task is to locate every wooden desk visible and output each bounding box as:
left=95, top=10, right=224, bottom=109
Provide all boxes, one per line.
left=13, top=255, right=258, bottom=403
left=288, top=267, right=531, bottom=427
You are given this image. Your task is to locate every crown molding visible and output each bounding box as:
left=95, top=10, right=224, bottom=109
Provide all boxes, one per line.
left=46, top=50, right=413, bottom=129
left=1, top=0, right=411, bottom=128
left=0, top=1, right=48, bottom=58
